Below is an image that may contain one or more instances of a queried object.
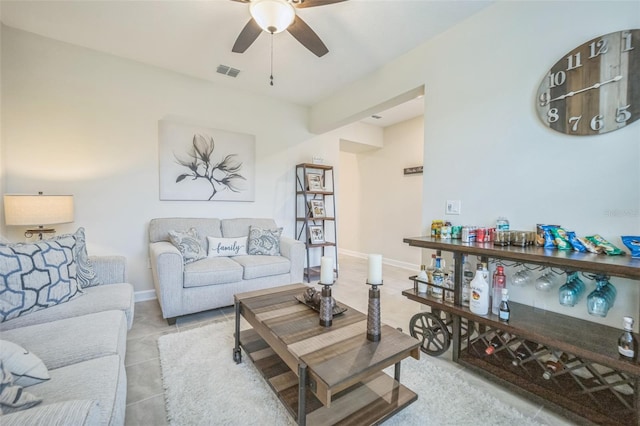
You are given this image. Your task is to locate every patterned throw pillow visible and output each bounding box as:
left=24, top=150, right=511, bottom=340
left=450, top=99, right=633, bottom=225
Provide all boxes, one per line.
left=0, top=360, right=42, bottom=413
left=0, top=236, right=82, bottom=323
left=168, top=228, right=206, bottom=264
left=0, top=340, right=50, bottom=387
left=49, top=228, right=101, bottom=288
left=207, top=237, right=248, bottom=257
left=247, top=227, right=283, bottom=256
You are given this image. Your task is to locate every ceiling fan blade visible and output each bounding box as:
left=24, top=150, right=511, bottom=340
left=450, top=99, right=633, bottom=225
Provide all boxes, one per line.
left=232, top=19, right=262, bottom=53
left=287, top=16, right=328, bottom=57
left=295, top=0, right=347, bottom=9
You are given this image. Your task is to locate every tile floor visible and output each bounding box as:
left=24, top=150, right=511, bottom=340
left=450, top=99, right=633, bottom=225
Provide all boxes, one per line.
left=124, top=255, right=575, bottom=425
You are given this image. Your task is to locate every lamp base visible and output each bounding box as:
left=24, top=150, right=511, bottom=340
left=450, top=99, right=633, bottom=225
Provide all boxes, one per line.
left=25, top=227, right=55, bottom=240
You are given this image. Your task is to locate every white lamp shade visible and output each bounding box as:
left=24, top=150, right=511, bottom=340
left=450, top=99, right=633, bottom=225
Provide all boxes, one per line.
left=250, top=0, right=295, bottom=34
left=4, top=194, right=74, bottom=226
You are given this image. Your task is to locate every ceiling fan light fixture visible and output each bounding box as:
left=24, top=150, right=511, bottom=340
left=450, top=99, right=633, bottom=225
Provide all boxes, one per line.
left=250, top=0, right=295, bottom=34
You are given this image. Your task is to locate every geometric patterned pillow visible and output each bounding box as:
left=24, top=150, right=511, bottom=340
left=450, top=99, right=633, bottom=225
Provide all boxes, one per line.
left=0, top=236, right=82, bottom=323
left=0, top=360, right=42, bottom=414
left=49, top=228, right=101, bottom=288
left=0, top=340, right=50, bottom=387
left=247, top=226, right=282, bottom=256
left=168, top=228, right=206, bottom=264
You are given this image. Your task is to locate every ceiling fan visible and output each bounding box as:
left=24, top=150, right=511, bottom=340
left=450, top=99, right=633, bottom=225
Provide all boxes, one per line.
left=231, top=0, right=346, bottom=58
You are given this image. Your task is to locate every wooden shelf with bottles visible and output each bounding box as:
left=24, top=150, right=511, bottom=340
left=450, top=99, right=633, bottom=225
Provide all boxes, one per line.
left=402, top=236, right=640, bottom=425
left=295, top=163, right=338, bottom=283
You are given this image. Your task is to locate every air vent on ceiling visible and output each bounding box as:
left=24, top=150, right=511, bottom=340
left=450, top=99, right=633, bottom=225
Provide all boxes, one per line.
left=217, top=65, right=241, bottom=78
left=371, top=115, right=382, bottom=119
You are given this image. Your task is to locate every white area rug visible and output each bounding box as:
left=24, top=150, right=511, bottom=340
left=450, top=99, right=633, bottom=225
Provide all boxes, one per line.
left=158, top=319, right=545, bottom=425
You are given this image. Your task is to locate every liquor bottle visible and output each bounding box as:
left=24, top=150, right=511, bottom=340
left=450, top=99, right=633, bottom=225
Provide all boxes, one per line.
left=484, top=331, right=514, bottom=355
left=430, top=256, right=444, bottom=299
left=618, top=316, right=638, bottom=361
left=470, top=264, right=490, bottom=315
left=461, top=254, right=473, bottom=307
left=444, top=272, right=455, bottom=303
left=417, top=265, right=428, bottom=294
left=498, top=288, right=510, bottom=322
left=426, top=254, right=436, bottom=282
left=542, top=351, right=568, bottom=380
left=492, top=265, right=507, bottom=315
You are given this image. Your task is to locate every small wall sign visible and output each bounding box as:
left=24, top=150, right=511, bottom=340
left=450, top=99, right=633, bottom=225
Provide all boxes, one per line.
left=404, top=166, right=423, bottom=175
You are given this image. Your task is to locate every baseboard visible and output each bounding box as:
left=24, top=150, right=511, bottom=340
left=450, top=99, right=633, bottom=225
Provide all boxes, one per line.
left=134, top=290, right=157, bottom=303
left=338, top=248, right=418, bottom=272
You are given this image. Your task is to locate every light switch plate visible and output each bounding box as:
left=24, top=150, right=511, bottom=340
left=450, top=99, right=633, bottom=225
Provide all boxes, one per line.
left=446, top=200, right=461, bottom=215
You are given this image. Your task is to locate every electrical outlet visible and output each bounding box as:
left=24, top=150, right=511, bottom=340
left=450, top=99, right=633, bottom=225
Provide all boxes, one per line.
left=446, top=200, right=461, bottom=215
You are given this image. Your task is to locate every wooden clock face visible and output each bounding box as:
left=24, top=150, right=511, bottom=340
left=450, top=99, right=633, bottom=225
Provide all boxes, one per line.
left=536, top=29, right=640, bottom=136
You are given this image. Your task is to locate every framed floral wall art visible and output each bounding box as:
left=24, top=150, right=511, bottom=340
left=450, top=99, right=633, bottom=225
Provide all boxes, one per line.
left=159, top=120, right=255, bottom=201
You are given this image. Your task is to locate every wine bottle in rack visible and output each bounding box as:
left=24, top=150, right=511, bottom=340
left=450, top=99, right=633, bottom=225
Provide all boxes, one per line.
left=484, top=331, right=515, bottom=355
left=511, top=341, right=543, bottom=366
left=542, top=351, right=568, bottom=380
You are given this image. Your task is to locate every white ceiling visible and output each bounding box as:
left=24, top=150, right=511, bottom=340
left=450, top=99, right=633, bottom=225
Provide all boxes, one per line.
left=0, top=0, right=492, bottom=126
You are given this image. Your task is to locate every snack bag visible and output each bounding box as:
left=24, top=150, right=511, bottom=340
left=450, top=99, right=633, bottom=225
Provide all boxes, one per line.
left=578, top=237, right=602, bottom=254
left=566, top=231, right=587, bottom=252
left=586, top=234, right=625, bottom=256
left=537, top=224, right=560, bottom=246
left=541, top=225, right=558, bottom=249
left=550, top=227, right=571, bottom=250
left=622, top=236, right=640, bottom=258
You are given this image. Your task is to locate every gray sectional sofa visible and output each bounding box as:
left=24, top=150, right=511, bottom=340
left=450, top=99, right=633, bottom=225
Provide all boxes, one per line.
left=149, top=218, right=305, bottom=324
left=0, top=256, right=134, bottom=426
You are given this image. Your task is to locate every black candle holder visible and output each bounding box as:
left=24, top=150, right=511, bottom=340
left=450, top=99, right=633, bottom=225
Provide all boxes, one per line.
left=319, top=281, right=334, bottom=327
left=366, top=281, right=383, bottom=341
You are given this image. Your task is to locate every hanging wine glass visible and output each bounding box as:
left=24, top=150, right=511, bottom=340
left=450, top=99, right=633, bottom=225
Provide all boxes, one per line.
left=512, top=265, right=532, bottom=287
left=535, top=267, right=557, bottom=292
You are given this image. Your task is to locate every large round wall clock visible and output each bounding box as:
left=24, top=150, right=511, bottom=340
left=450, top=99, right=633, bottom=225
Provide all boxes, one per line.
left=536, top=29, right=640, bottom=136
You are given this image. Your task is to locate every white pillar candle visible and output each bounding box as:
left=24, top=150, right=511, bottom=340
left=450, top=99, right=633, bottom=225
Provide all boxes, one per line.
left=368, top=254, right=383, bottom=284
left=320, top=256, right=333, bottom=284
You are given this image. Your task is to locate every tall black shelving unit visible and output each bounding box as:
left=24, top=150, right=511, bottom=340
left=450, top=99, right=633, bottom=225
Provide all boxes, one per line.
left=295, top=163, right=338, bottom=283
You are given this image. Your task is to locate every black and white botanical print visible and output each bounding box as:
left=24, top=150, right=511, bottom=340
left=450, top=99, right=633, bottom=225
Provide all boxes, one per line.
left=159, top=121, right=255, bottom=201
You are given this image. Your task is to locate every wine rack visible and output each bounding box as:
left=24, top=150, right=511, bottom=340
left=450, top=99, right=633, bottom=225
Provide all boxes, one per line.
left=402, top=237, right=640, bottom=425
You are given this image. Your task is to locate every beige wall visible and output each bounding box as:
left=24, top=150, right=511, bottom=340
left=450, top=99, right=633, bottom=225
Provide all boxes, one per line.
left=338, top=116, right=423, bottom=270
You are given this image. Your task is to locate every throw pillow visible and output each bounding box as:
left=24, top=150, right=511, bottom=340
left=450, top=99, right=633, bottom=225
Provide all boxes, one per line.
left=49, top=228, right=101, bottom=288
left=0, top=236, right=82, bottom=323
left=0, top=340, right=49, bottom=387
left=207, top=236, right=248, bottom=257
left=0, top=360, right=42, bottom=413
left=247, top=226, right=283, bottom=256
left=168, top=228, right=206, bottom=264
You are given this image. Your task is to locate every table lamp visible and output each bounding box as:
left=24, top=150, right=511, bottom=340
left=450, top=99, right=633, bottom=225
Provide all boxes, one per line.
left=4, top=192, right=74, bottom=239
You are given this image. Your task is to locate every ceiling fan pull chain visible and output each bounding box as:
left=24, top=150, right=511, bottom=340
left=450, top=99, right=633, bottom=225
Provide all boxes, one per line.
left=270, top=33, right=274, bottom=86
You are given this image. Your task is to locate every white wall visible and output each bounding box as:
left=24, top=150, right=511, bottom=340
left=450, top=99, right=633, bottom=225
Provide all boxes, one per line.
left=318, top=1, right=640, bottom=329
left=1, top=25, right=342, bottom=294
left=338, top=116, right=423, bottom=269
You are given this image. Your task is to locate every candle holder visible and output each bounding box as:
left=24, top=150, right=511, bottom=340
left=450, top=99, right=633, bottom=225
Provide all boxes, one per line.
left=366, top=281, right=383, bottom=341
left=319, top=280, right=334, bottom=327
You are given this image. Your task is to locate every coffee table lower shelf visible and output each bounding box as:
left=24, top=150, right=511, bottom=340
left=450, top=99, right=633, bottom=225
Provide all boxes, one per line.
left=239, top=329, right=418, bottom=426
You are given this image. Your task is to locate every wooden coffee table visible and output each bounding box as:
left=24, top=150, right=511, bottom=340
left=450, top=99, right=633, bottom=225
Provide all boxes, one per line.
left=233, top=283, right=420, bottom=426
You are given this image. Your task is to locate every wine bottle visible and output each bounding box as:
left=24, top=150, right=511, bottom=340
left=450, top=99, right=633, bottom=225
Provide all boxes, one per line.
left=498, top=288, right=510, bottom=322
left=511, top=341, right=542, bottom=366
left=542, top=351, right=568, bottom=380
left=618, top=316, right=638, bottom=361
left=484, top=331, right=514, bottom=355
left=492, top=265, right=507, bottom=315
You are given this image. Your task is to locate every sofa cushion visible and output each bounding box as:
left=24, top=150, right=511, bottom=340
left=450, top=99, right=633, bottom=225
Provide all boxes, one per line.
left=221, top=218, right=277, bottom=238
left=0, top=310, right=127, bottom=370
left=1, top=399, right=101, bottom=426
left=0, top=237, right=82, bottom=323
left=207, top=236, right=247, bottom=257
left=28, top=355, right=126, bottom=426
left=0, top=283, right=134, bottom=332
left=232, top=255, right=291, bottom=280
left=48, top=228, right=101, bottom=288
left=0, top=340, right=49, bottom=387
left=183, top=257, right=243, bottom=288
left=0, top=360, right=42, bottom=413
left=168, top=228, right=206, bottom=264
left=248, top=226, right=282, bottom=256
